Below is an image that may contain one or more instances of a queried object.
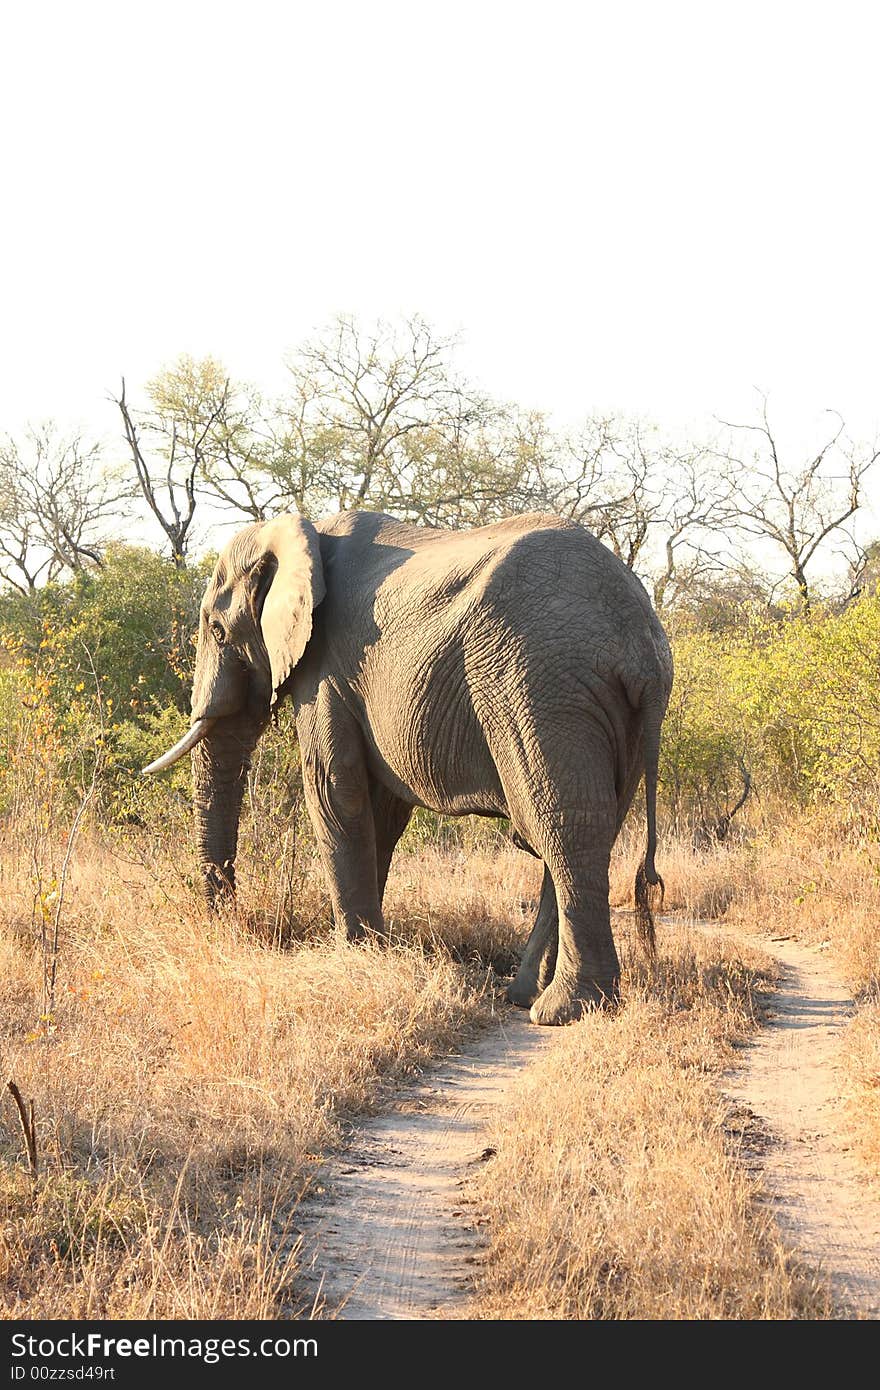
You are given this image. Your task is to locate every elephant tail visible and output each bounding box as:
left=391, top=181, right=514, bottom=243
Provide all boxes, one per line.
left=634, top=686, right=665, bottom=956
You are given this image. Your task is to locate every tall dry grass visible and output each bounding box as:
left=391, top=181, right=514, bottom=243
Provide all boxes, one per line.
left=840, top=1001, right=880, bottom=1175
left=613, top=821, right=880, bottom=993
left=1, top=803, right=870, bottom=1319
left=0, top=831, right=534, bottom=1318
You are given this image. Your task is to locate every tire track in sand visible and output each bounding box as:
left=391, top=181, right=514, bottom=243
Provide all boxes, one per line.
left=297, top=1010, right=559, bottom=1319
left=299, top=931, right=880, bottom=1319
left=721, top=933, right=880, bottom=1318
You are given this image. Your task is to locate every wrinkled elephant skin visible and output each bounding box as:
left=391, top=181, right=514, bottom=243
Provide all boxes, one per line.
left=147, top=511, right=673, bottom=1025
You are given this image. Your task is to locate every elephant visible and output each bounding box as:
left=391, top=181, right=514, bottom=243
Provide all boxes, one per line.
left=144, top=510, right=673, bottom=1025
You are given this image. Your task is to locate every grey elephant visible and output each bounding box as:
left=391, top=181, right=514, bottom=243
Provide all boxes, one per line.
left=145, top=510, right=673, bottom=1025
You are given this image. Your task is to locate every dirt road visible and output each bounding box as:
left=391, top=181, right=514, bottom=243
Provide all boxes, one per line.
left=724, top=933, right=880, bottom=1318
left=299, top=930, right=880, bottom=1319
left=299, top=1010, right=559, bottom=1319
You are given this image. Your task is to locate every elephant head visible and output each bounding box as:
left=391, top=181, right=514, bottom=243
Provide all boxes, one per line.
left=144, top=514, right=325, bottom=902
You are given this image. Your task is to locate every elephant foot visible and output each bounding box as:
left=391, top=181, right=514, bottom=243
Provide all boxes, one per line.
left=529, top=975, right=620, bottom=1026
left=337, top=917, right=391, bottom=946
left=506, top=972, right=540, bottom=1009
left=337, top=920, right=366, bottom=944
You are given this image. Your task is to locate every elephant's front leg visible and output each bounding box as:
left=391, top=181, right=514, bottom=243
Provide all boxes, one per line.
left=370, top=780, right=414, bottom=906
left=508, top=865, right=558, bottom=1008
left=302, top=745, right=383, bottom=943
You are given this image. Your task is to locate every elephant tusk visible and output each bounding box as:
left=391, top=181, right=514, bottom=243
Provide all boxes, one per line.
left=142, top=717, right=217, bottom=775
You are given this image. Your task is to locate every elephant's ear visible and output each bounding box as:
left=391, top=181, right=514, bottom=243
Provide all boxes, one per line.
left=256, top=514, right=326, bottom=699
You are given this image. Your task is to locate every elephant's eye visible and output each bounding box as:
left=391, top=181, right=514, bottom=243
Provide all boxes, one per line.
left=210, top=620, right=226, bottom=645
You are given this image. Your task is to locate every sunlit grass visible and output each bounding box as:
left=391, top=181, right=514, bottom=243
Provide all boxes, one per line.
left=1, top=811, right=873, bottom=1318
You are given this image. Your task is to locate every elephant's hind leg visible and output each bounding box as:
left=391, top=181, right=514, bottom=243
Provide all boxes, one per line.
left=490, top=689, right=621, bottom=1024
left=508, top=865, right=558, bottom=1008
left=505, top=743, right=620, bottom=1025
left=528, top=800, right=620, bottom=1025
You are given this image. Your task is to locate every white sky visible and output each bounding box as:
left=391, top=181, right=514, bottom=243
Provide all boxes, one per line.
left=1, top=1, right=878, bottom=467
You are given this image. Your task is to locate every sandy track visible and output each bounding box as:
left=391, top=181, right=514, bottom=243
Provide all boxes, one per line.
left=298, top=1010, right=559, bottom=1319
left=723, top=934, right=880, bottom=1318
left=299, top=929, right=880, bottom=1320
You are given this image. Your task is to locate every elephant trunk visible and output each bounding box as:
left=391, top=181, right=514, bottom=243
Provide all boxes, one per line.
left=191, top=720, right=258, bottom=906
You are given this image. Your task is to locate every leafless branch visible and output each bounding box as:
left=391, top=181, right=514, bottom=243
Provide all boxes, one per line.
left=713, top=392, right=878, bottom=607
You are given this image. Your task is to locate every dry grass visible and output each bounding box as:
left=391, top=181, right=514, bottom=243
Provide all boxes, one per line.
left=613, top=819, right=880, bottom=1197
left=838, top=1001, right=880, bottom=1176
left=466, top=922, right=831, bottom=1319
left=611, top=834, right=754, bottom=922
left=384, top=842, right=537, bottom=972
left=0, top=833, right=530, bottom=1318
left=1, top=810, right=869, bottom=1319
left=611, top=822, right=880, bottom=994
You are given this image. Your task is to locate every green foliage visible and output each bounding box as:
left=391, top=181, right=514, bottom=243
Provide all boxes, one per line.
left=3, top=540, right=880, bottom=841
left=0, top=545, right=210, bottom=816
left=663, top=595, right=880, bottom=829
left=401, top=807, right=510, bottom=851
left=1, top=544, right=209, bottom=713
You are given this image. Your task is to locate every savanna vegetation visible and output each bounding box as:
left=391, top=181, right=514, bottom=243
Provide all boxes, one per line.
left=1, top=315, right=878, bottom=1318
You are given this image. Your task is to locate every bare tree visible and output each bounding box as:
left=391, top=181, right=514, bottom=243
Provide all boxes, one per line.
left=280, top=315, right=493, bottom=515
left=650, top=448, right=737, bottom=609
left=116, top=359, right=228, bottom=567
left=513, top=413, right=618, bottom=525
left=0, top=426, right=128, bottom=593
left=116, top=335, right=533, bottom=535
left=136, top=327, right=738, bottom=569
left=187, top=375, right=300, bottom=523
left=524, top=416, right=733, bottom=600
left=716, top=393, right=879, bottom=608
left=829, top=532, right=880, bottom=607
left=201, top=406, right=297, bottom=521
left=584, top=424, right=657, bottom=568
left=250, top=371, right=361, bottom=520
left=364, top=395, right=543, bottom=529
